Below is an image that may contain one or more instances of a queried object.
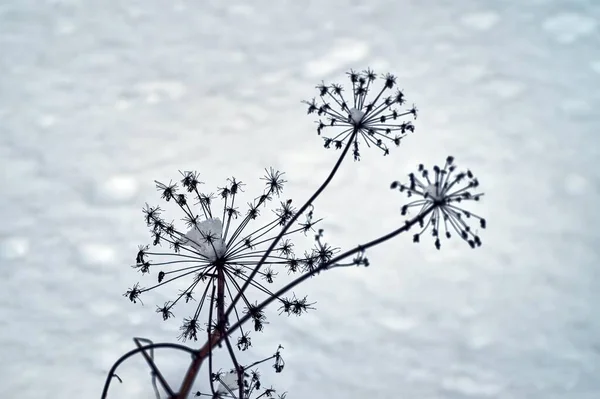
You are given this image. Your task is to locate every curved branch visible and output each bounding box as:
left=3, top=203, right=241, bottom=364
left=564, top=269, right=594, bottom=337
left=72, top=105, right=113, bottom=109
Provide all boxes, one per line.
left=227, top=207, right=433, bottom=335
left=101, top=342, right=198, bottom=399
left=223, top=128, right=359, bottom=322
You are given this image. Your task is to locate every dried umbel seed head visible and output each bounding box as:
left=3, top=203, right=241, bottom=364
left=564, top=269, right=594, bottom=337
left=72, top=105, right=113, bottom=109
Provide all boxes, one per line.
left=303, top=68, right=417, bottom=161
left=126, top=168, right=328, bottom=343
left=391, top=156, right=486, bottom=250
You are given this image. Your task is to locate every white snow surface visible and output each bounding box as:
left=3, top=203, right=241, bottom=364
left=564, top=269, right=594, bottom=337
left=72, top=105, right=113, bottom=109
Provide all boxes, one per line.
left=349, top=108, right=365, bottom=124
left=218, top=371, right=240, bottom=395
left=1, top=1, right=599, bottom=399
left=181, top=218, right=227, bottom=261
left=425, top=184, right=442, bottom=201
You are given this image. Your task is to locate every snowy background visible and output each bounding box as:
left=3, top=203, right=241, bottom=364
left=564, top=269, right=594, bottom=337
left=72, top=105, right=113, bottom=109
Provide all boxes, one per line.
left=1, top=0, right=599, bottom=398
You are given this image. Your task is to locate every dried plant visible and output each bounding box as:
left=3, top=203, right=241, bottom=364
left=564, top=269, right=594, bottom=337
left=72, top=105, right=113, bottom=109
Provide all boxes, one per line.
left=102, top=69, right=486, bottom=399
left=304, top=68, right=416, bottom=160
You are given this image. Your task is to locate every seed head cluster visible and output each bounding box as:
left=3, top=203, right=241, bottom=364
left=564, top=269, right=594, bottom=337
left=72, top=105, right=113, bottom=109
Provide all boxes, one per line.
left=391, top=156, right=486, bottom=249
left=303, top=68, right=417, bottom=161
left=125, top=168, right=336, bottom=344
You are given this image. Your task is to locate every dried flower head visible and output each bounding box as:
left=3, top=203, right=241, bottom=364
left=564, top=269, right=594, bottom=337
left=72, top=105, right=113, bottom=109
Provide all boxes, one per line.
left=303, top=68, right=417, bottom=161
left=125, top=168, right=325, bottom=344
left=391, top=156, right=486, bottom=249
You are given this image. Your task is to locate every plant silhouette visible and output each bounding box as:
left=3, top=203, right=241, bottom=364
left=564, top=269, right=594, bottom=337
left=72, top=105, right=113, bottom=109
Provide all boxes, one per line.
left=102, top=69, right=486, bottom=399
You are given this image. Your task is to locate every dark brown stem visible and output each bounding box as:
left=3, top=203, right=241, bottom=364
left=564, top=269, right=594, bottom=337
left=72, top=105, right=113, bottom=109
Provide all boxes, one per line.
left=177, top=285, right=219, bottom=397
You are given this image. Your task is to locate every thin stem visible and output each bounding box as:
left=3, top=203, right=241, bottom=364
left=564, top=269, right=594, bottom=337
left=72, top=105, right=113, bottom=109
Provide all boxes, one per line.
left=101, top=343, right=197, bottom=399
left=227, top=206, right=433, bottom=336
left=207, top=285, right=218, bottom=398
left=224, top=127, right=358, bottom=321
left=217, top=267, right=225, bottom=326
left=223, top=333, right=244, bottom=399
left=175, top=127, right=358, bottom=399
left=132, top=337, right=175, bottom=398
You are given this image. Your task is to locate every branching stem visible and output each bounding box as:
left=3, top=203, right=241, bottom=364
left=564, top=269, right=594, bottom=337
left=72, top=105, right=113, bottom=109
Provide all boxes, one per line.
left=174, top=205, right=433, bottom=398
